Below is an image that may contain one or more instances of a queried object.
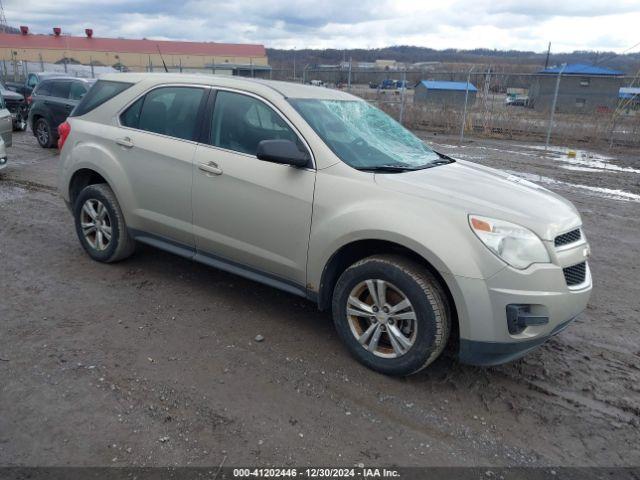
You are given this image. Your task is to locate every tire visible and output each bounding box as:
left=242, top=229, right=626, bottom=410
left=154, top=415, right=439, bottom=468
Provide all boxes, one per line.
left=73, top=184, right=136, bottom=263
left=34, top=118, right=55, bottom=148
left=332, top=254, right=451, bottom=376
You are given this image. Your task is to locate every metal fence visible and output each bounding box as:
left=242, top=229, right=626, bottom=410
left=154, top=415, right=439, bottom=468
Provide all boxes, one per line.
left=1, top=55, right=639, bottom=148
left=299, top=68, right=640, bottom=148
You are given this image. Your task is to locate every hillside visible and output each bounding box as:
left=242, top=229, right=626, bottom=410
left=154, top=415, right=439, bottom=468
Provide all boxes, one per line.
left=267, top=46, right=640, bottom=74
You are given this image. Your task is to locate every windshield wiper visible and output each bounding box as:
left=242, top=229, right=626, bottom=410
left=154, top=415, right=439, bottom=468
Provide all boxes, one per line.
left=358, top=164, right=419, bottom=172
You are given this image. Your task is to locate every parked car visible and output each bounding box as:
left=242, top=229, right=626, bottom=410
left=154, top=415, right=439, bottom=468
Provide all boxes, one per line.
left=0, top=137, right=7, bottom=171
left=505, top=95, right=530, bottom=107
left=58, top=74, right=592, bottom=376
left=0, top=83, right=28, bottom=131
left=28, top=77, right=95, bottom=148
left=0, top=94, right=13, bottom=147
left=4, top=71, right=68, bottom=99
left=380, top=79, right=396, bottom=89
left=369, top=81, right=379, bottom=89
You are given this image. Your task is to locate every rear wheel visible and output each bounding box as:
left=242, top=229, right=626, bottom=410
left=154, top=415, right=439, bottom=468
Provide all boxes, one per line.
left=332, top=254, right=451, bottom=376
left=73, top=184, right=136, bottom=263
left=34, top=118, right=55, bottom=148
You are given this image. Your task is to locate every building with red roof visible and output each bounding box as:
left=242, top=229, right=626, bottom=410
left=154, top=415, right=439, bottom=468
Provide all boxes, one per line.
left=0, top=27, right=269, bottom=75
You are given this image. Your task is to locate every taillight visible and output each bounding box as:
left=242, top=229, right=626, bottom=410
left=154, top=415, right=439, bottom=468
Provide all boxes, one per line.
left=57, top=121, right=71, bottom=150
left=26, top=95, right=32, bottom=105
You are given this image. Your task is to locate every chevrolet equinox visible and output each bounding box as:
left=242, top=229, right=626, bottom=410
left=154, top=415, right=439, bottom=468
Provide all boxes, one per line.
left=58, top=74, right=592, bottom=375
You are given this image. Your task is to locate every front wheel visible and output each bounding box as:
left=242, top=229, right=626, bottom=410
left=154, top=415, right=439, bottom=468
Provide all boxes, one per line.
left=332, top=255, right=451, bottom=376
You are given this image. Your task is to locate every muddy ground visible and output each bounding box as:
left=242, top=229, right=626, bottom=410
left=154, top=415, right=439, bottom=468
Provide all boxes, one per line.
left=0, top=131, right=639, bottom=468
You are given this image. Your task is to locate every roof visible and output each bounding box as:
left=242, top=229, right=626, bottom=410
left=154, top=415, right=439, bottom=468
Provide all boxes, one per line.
left=418, top=80, right=478, bottom=92
left=539, top=64, right=624, bottom=76
left=619, top=87, right=640, bottom=99
left=98, top=72, right=359, bottom=100
left=0, top=33, right=265, bottom=57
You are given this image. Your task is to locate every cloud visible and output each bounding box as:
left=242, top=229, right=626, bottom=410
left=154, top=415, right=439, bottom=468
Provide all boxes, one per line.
left=4, top=0, right=640, bottom=53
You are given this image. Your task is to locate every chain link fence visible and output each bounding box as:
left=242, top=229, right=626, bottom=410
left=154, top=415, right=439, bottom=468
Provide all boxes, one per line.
left=1, top=54, right=638, bottom=148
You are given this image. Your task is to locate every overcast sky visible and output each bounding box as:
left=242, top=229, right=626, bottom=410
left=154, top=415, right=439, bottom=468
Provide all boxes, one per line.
left=4, top=0, right=640, bottom=53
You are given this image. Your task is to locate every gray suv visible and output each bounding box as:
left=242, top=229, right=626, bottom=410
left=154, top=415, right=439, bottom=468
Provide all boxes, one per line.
left=57, top=74, right=592, bottom=375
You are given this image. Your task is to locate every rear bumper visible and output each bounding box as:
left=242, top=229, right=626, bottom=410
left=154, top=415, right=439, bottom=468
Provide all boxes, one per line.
left=459, top=316, right=576, bottom=366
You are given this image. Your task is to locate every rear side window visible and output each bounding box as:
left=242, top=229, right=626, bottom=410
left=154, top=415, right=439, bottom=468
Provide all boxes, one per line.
left=50, top=80, right=71, bottom=99
left=35, top=80, right=52, bottom=96
left=71, top=80, right=133, bottom=117
left=120, top=86, right=205, bottom=141
left=69, top=81, right=88, bottom=101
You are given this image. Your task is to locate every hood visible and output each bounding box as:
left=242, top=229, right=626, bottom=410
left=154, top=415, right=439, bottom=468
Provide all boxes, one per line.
left=374, top=159, right=580, bottom=241
left=1, top=89, right=24, bottom=101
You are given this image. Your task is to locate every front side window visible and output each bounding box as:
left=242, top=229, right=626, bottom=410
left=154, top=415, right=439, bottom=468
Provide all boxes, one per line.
left=50, top=81, right=71, bottom=99
left=35, top=80, right=52, bottom=96
left=210, top=91, right=299, bottom=155
left=289, top=99, right=442, bottom=171
left=121, top=87, right=205, bottom=141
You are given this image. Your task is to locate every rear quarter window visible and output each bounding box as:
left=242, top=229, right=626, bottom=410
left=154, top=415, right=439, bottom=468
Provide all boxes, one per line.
left=71, top=80, right=133, bottom=117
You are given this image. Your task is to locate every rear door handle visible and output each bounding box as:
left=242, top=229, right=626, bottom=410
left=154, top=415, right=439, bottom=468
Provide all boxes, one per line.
left=198, top=161, right=223, bottom=176
left=116, top=137, right=134, bottom=148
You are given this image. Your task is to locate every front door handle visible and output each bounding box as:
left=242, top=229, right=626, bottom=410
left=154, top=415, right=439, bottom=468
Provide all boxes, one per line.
left=116, top=137, right=134, bottom=148
left=198, top=161, right=223, bottom=176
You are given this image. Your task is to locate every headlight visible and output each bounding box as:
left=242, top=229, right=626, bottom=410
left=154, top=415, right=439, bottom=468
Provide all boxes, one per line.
left=469, top=215, right=550, bottom=269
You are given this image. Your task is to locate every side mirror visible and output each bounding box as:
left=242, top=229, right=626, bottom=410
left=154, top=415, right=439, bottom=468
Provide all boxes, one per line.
left=256, top=139, right=310, bottom=168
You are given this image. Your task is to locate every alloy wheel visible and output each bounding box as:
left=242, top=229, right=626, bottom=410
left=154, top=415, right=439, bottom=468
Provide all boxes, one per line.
left=35, top=121, right=49, bottom=145
left=80, top=199, right=112, bottom=251
left=346, top=279, right=417, bottom=358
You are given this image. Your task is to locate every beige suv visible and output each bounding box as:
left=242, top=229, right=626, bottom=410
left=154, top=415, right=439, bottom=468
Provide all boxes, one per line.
left=58, top=74, right=592, bottom=375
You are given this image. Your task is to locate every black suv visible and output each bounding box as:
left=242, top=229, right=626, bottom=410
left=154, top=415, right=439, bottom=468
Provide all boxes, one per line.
left=28, top=77, right=95, bottom=148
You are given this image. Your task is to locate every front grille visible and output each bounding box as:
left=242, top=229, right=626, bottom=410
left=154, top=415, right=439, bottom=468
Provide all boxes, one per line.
left=555, top=228, right=581, bottom=247
left=563, top=262, right=586, bottom=286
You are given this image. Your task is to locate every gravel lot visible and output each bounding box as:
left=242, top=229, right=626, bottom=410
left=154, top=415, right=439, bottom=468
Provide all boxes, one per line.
left=1, top=131, right=639, bottom=468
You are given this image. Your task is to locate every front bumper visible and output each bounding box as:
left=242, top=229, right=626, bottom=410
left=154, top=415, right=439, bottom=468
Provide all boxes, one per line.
left=459, top=316, right=576, bottom=366
left=446, top=242, right=592, bottom=366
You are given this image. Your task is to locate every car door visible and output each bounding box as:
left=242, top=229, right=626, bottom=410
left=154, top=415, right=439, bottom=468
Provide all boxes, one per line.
left=192, top=90, right=316, bottom=291
left=115, top=85, right=208, bottom=246
left=48, top=80, right=74, bottom=128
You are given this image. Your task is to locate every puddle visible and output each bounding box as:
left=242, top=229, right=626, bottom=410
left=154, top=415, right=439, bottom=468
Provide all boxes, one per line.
left=522, top=145, right=640, bottom=174
left=0, top=185, right=27, bottom=203
left=504, top=170, right=640, bottom=203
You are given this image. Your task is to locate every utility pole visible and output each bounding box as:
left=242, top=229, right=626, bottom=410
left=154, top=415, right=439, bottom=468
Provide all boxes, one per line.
left=348, top=57, right=352, bottom=90
left=293, top=47, right=296, bottom=81
left=399, top=69, right=407, bottom=124
left=545, top=63, right=566, bottom=150
left=544, top=42, right=551, bottom=69
left=0, top=1, right=8, bottom=33
left=459, top=66, right=475, bottom=143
